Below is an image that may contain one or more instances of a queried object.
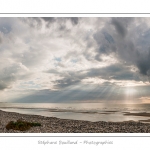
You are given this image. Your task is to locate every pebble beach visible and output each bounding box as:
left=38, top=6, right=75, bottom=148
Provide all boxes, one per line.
left=0, top=110, right=150, bottom=133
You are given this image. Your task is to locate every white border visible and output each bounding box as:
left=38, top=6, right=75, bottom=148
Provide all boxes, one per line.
left=0, top=0, right=150, bottom=13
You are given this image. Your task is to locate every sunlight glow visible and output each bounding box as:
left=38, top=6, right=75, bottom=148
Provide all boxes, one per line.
left=125, top=87, right=137, bottom=95
left=124, top=87, right=137, bottom=103
left=139, top=97, right=150, bottom=103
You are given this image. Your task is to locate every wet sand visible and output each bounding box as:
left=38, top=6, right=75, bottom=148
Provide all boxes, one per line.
left=124, top=112, right=150, bottom=117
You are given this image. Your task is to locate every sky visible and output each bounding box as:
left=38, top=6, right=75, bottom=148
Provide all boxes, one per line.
left=0, top=17, right=150, bottom=103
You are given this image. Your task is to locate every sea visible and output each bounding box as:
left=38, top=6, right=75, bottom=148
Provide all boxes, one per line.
left=0, top=103, right=150, bottom=122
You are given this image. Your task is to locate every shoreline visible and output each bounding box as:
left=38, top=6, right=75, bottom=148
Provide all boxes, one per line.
left=1, top=110, right=150, bottom=133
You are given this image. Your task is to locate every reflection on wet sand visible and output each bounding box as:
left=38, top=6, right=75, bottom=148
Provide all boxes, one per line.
left=124, top=112, right=150, bottom=117
left=48, top=109, right=118, bottom=114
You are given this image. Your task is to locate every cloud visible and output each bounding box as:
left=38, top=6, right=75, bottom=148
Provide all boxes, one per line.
left=0, top=17, right=150, bottom=103
left=86, top=63, right=138, bottom=81
left=136, top=49, right=150, bottom=77
left=111, top=18, right=128, bottom=38
left=41, top=17, right=55, bottom=23
left=91, top=18, right=150, bottom=80
left=42, top=17, right=79, bottom=25
left=0, top=82, right=11, bottom=90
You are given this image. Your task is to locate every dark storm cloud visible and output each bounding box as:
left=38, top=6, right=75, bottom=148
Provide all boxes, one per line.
left=91, top=17, right=150, bottom=79
left=0, top=35, right=2, bottom=43
left=111, top=18, right=133, bottom=38
left=0, top=75, right=31, bottom=91
left=93, top=30, right=116, bottom=61
left=86, top=63, right=139, bottom=81
left=50, top=70, right=86, bottom=89
left=54, top=78, right=81, bottom=89
left=103, top=31, right=114, bottom=44
left=44, top=17, right=79, bottom=25
left=41, top=17, right=55, bottom=22
left=136, top=49, right=150, bottom=76
left=120, top=38, right=150, bottom=78
left=41, top=17, right=79, bottom=25
left=94, top=54, right=102, bottom=61
left=0, top=82, right=10, bottom=90
left=69, top=17, right=79, bottom=25
left=111, top=18, right=127, bottom=38
left=25, top=17, right=79, bottom=29
left=0, top=75, right=15, bottom=90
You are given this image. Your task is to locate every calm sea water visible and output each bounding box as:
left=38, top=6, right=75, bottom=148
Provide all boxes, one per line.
left=0, top=103, right=150, bottom=122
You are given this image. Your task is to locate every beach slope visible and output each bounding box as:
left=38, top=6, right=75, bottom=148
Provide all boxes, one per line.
left=0, top=110, right=150, bottom=133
